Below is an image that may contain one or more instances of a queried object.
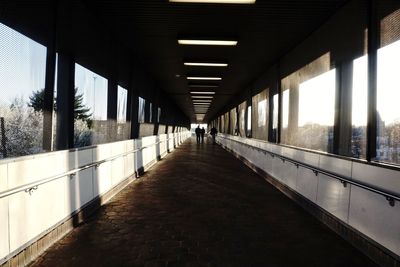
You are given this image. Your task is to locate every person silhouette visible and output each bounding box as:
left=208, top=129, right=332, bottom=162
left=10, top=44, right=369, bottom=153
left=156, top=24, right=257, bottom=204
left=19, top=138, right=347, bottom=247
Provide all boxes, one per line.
left=210, top=126, right=218, bottom=144
left=195, top=125, right=201, bottom=144
left=200, top=127, right=205, bottom=143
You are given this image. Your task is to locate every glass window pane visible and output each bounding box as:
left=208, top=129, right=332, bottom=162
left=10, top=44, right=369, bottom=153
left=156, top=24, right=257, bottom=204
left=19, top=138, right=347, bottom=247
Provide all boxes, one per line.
left=138, top=97, right=145, bottom=123
left=252, top=89, right=268, bottom=140
left=74, top=63, right=108, bottom=147
left=376, top=6, right=400, bottom=164
left=149, top=102, right=153, bottom=123
left=272, top=93, right=279, bottom=142
left=0, top=22, right=46, bottom=158
left=157, top=107, right=161, bottom=123
left=247, top=106, right=252, bottom=134
left=281, top=53, right=335, bottom=152
left=117, top=86, right=127, bottom=123
left=230, top=108, right=237, bottom=135
left=238, top=101, right=246, bottom=137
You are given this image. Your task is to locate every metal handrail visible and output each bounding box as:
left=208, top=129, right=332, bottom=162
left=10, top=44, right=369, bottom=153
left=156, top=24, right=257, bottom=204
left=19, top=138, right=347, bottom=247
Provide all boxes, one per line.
left=217, top=135, right=399, bottom=206
left=0, top=135, right=186, bottom=199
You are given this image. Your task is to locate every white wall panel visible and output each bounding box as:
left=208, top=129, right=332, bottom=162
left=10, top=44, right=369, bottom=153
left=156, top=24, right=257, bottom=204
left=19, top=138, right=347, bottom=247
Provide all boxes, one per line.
left=281, top=161, right=298, bottom=189
left=349, top=186, right=400, bottom=256
left=352, top=162, right=400, bottom=195
left=319, top=155, right=351, bottom=177
left=296, top=167, right=318, bottom=202
left=67, top=169, right=94, bottom=213
left=93, top=162, right=112, bottom=196
left=316, top=174, right=350, bottom=222
left=0, top=163, right=9, bottom=260
left=9, top=177, right=67, bottom=252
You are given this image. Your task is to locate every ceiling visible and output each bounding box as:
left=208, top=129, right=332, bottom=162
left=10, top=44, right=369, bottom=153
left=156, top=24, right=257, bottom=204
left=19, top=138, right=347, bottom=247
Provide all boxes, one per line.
left=83, top=0, right=349, bottom=122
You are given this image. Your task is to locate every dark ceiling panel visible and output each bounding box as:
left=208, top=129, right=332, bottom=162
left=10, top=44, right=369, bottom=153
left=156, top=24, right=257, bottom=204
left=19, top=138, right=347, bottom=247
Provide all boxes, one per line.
left=83, top=0, right=348, bottom=122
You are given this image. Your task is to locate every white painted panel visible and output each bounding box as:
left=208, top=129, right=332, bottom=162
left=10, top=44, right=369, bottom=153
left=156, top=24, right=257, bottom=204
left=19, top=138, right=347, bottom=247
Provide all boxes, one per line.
left=316, top=174, right=350, bottom=222
left=8, top=153, right=68, bottom=188
left=0, top=164, right=9, bottom=259
left=296, top=167, right=318, bottom=202
left=111, top=157, right=125, bottom=186
left=319, top=155, right=352, bottom=177
left=67, top=168, right=94, bottom=213
left=9, top=177, right=67, bottom=252
left=93, top=162, right=112, bottom=196
left=93, top=143, right=112, bottom=162
left=68, top=148, right=93, bottom=170
left=349, top=186, right=400, bottom=256
left=352, top=162, right=400, bottom=195
left=292, top=150, right=319, bottom=168
left=281, top=161, right=298, bottom=190
left=124, top=141, right=135, bottom=177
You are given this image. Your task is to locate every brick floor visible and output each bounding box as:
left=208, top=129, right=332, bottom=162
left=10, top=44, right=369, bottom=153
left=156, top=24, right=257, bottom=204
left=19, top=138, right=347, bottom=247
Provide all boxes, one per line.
left=30, top=137, right=377, bottom=267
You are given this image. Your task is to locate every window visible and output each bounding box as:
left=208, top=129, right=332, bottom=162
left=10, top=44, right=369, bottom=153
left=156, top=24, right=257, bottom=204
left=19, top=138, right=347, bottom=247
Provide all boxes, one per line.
left=157, top=107, right=161, bottom=123
left=117, top=86, right=127, bottom=123
left=252, top=89, right=268, bottom=140
left=281, top=53, right=335, bottom=152
left=149, top=102, right=153, bottom=123
left=0, top=22, right=47, bottom=158
left=230, top=108, right=237, bottom=135
left=272, top=93, right=279, bottom=142
left=247, top=106, right=252, bottom=135
left=116, top=86, right=129, bottom=141
left=138, top=97, right=145, bottom=123
left=74, top=63, right=108, bottom=147
left=238, top=101, right=246, bottom=137
left=376, top=6, right=400, bottom=164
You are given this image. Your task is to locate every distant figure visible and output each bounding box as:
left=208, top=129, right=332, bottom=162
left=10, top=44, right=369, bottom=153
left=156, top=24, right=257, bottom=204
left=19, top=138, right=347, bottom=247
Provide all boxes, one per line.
left=210, top=127, right=218, bottom=144
left=195, top=125, right=201, bottom=144
left=200, top=127, right=205, bottom=143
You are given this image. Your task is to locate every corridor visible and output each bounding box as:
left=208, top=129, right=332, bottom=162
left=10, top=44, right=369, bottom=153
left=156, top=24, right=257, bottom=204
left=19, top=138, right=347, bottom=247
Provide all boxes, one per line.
left=31, top=137, right=376, bottom=267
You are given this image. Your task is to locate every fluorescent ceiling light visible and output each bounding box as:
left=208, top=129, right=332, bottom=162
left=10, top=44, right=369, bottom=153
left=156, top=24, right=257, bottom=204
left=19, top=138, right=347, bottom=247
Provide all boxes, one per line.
left=178, top=40, right=237, bottom=46
left=190, top=91, right=216, bottom=94
left=187, top=77, right=221, bottom=81
left=171, top=0, right=255, bottom=3
left=191, top=96, right=214, bottom=99
left=184, top=62, right=228, bottom=67
left=189, top=84, right=218, bottom=88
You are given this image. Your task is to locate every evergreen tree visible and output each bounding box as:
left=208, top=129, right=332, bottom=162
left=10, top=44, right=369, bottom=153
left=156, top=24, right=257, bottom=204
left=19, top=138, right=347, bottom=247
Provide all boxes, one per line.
left=28, top=88, right=92, bottom=127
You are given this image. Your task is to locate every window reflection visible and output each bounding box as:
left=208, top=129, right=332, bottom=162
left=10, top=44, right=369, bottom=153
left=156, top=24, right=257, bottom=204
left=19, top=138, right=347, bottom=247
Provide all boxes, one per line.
left=74, top=63, right=108, bottom=147
left=247, top=106, right=252, bottom=135
left=0, top=22, right=46, bottom=158
left=230, top=108, right=237, bottom=135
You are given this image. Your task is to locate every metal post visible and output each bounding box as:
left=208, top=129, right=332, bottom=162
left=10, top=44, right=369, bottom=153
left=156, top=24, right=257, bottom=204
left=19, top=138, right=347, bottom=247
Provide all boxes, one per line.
left=0, top=117, right=7, bottom=158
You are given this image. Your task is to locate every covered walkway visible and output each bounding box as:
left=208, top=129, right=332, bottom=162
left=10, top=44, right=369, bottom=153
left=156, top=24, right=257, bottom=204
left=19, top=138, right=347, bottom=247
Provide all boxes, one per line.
left=31, top=138, right=376, bottom=267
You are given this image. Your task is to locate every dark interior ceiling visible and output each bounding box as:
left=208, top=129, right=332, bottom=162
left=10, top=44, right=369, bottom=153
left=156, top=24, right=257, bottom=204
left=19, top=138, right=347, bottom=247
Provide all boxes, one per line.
left=83, top=0, right=348, bottom=123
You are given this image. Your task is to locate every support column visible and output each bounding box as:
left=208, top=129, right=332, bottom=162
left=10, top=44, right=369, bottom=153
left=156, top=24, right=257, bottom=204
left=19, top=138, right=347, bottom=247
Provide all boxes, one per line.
left=56, top=53, right=75, bottom=150
left=107, top=79, right=118, bottom=141
left=153, top=88, right=160, bottom=135
left=367, top=0, right=378, bottom=161
left=127, top=85, right=139, bottom=139
left=42, top=0, right=58, bottom=151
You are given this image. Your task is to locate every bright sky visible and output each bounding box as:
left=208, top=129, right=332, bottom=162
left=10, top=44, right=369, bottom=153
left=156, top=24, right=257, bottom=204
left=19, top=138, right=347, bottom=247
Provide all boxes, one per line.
left=377, top=39, right=400, bottom=125
left=298, top=69, right=336, bottom=127
left=352, top=55, right=368, bottom=127
left=75, top=63, right=108, bottom=120
left=0, top=22, right=46, bottom=106
left=117, top=86, right=127, bottom=122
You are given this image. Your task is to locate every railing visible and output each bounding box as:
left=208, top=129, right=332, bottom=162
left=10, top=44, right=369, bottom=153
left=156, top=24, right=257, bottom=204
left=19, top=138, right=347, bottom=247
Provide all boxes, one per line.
left=0, top=135, right=185, bottom=200
left=218, top=135, right=399, bottom=207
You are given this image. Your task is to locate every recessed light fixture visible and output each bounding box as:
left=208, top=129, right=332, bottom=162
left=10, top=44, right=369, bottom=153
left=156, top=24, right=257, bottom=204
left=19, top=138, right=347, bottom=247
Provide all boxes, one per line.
left=184, top=62, right=228, bottom=67
left=187, top=77, right=221, bottom=81
left=189, top=84, right=219, bottom=88
left=191, top=96, right=214, bottom=99
left=171, top=0, right=255, bottom=3
left=190, top=91, right=216, bottom=94
left=178, top=40, right=238, bottom=46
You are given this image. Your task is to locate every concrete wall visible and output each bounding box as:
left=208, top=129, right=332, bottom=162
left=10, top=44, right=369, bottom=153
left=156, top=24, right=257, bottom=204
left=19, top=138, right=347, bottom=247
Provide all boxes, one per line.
left=0, top=131, right=191, bottom=264
left=217, top=134, right=400, bottom=258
